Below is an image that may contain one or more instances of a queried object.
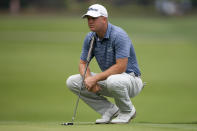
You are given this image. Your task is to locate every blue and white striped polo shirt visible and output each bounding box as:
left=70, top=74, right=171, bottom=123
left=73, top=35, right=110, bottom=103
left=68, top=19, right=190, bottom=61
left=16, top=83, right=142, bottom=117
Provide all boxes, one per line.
left=80, top=22, right=141, bottom=76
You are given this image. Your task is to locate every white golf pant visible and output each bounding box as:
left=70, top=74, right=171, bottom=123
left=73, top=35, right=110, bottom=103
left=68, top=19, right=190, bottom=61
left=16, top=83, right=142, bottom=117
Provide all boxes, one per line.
left=66, top=72, right=143, bottom=115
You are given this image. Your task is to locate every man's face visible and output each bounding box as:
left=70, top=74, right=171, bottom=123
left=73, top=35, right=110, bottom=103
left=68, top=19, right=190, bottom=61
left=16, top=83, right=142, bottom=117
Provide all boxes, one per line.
left=87, top=16, right=106, bottom=32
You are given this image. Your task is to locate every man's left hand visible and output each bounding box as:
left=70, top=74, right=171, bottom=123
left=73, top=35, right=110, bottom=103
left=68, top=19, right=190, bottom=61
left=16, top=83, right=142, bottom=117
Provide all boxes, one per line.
left=84, top=76, right=97, bottom=90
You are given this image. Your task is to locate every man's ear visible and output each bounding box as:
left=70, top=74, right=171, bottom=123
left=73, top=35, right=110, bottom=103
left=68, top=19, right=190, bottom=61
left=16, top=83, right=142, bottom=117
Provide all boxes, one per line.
left=103, top=17, right=108, bottom=23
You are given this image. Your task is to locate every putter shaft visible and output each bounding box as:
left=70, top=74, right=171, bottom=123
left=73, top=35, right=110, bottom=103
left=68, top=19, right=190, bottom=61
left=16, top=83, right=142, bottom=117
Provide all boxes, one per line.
left=71, top=36, right=95, bottom=123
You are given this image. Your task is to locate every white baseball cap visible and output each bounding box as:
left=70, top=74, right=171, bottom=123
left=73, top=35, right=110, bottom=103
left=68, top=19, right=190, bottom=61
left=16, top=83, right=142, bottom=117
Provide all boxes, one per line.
left=82, top=4, right=108, bottom=18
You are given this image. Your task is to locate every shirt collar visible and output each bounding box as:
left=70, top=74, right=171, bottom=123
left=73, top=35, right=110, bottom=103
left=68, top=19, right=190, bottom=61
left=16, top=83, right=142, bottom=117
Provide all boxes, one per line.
left=103, top=22, right=111, bottom=39
left=93, top=22, right=111, bottom=41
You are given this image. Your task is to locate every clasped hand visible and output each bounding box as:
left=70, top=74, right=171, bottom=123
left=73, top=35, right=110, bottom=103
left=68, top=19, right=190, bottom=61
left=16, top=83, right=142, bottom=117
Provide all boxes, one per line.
left=84, top=76, right=101, bottom=93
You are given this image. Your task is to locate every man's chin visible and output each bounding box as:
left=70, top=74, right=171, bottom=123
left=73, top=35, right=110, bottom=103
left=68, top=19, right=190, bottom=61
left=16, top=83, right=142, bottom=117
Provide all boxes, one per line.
left=89, top=28, right=96, bottom=32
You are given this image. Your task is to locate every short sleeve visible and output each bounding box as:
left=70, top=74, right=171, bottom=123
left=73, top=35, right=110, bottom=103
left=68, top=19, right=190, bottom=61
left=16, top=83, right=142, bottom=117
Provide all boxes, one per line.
left=114, top=31, right=131, bottom=59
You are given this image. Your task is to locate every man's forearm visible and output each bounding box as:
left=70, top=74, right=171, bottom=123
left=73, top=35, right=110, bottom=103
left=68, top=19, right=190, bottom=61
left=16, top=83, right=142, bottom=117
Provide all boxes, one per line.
left=93, top=64, right=122, bottom=82
left=93, top=58, right=128, bottom=82
left=79, top=61, right=91, bottom=78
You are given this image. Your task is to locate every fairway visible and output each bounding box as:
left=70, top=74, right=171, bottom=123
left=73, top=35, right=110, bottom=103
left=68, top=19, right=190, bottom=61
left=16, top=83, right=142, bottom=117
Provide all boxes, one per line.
left=0, top=15, right=197, bottom=130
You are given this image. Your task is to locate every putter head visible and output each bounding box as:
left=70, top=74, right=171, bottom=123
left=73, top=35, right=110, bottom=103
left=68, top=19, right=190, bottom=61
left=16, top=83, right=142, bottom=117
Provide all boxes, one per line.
left=61, top=122, right=74, bottom=126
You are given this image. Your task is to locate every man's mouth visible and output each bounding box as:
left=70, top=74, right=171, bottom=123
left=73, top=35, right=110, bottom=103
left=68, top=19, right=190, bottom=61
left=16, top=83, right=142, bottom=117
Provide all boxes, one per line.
left=89, top=24, right=94, bottom=28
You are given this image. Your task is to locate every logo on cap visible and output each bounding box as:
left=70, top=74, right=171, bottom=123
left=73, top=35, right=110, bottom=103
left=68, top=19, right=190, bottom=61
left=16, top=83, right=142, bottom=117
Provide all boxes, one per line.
left=88, top=8, right=98, bottom=12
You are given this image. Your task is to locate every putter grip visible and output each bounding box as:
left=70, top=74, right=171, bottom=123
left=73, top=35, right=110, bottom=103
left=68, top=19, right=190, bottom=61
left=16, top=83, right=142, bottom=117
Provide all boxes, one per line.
left=86, top=36, right=95, bottom=63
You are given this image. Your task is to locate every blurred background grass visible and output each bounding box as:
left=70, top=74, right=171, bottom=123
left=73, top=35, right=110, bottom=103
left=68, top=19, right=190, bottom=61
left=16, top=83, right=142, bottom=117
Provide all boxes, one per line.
left=0, top=0, right=197, bottom=125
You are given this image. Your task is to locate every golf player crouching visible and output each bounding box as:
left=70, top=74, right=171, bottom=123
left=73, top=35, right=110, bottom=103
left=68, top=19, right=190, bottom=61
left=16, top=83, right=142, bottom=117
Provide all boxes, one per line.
left=66, top=4, right=143, bottom=124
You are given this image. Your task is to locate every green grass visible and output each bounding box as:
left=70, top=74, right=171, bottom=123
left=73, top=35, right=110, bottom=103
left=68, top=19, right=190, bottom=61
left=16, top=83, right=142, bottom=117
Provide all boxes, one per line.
left=0, top=15, right=197, bottom=130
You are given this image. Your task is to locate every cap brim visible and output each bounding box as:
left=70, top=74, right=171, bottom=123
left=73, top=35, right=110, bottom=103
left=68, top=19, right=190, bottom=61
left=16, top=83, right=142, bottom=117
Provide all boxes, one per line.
left=82, top=11, right=101, bottom=19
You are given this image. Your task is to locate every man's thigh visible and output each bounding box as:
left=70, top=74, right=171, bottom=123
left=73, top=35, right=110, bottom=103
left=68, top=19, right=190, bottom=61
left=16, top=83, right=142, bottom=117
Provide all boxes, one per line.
left=97, top=73, right=143, bottom=98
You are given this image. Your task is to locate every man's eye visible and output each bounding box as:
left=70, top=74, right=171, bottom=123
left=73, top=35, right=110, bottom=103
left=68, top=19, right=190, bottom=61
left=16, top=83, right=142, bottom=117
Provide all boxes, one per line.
left=87, top=17, right=98, bottom=21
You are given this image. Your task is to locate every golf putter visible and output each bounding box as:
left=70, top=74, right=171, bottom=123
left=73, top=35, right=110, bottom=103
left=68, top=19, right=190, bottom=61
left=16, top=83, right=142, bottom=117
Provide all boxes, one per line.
left=61, top=36, right=95, bottom=126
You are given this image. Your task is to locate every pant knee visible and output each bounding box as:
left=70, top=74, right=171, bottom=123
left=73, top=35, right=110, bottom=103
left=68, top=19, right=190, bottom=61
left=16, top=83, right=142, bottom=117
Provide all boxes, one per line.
left=66, top=75, right=80, bottom=91
left=66, top=76, right=73, bottom=90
